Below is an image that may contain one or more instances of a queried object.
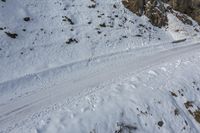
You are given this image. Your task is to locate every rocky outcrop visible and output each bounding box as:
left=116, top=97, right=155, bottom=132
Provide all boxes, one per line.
left=122, top=0, right=200, bottom=27
left=122, top=0, right=145, bottom=16
left=144, top=0, right=168, bottom=28
left=167, top=0, right=200, bottom=24
left=122, top=0, right=168, bottom=27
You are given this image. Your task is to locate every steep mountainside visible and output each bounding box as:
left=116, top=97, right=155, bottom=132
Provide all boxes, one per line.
left=1, top=0, right=200, bottom=133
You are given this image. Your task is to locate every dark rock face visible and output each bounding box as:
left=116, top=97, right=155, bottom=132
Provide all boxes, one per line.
left=144, top=0, right=168, bottom=28
left=122, top=0, right=145, bottom=16
left=167, top=0, right=200, bottom=24
left=122, top=0, right=200, bottom=27
left=122, top=0, right=168, bottom=27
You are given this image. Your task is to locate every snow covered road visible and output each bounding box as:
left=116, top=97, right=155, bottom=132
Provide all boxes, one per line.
left=1, top=42, right=200, bottom=132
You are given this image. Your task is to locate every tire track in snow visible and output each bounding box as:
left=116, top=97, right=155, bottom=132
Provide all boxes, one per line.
left=1, top=42, right=200, bottom=132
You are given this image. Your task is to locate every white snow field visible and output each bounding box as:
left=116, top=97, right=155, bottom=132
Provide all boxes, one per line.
left=1, top=0, right=200, bottom=133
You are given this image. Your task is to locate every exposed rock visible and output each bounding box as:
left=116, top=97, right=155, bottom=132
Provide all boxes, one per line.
left=23, top=17, right=30, bottom=22
left=158, top=120, right=164, bottom=127
left=167, top=0, right=200, bottom=24
left=66, top=38, right=78, bottom=44
left=122, top=0, right=145, bottom=16
left=122, top=0, right=200, bottom=27
left=62, top=16, right=74, bottom=25
left=122, top=0, right=168, bottom=27
left=144, top=0, right=168, bottom=28
left=4, top=32, right=18, bottom=39
left=166, top=4, right=193, bottom=25
left=194, top=110, right=200, bottom=123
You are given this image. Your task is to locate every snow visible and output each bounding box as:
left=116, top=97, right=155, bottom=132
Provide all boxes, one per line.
left=167, top=12, right=200, bottom=40
left=0, top=0, right=199, bottom=83
left=8, top=44, right=200, bottom=133
left=0, top=0, right=200, bottom=133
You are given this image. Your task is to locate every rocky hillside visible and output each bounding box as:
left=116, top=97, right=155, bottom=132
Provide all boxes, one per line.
left=122, top=0, right=200, bottom=27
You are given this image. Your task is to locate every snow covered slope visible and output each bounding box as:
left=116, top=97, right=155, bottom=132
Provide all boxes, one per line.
left=36, top=46, right=200, bottom=133
left=1, top=42, right=200, bottom=133
left=0, top=0, right=199, bottom=83
left=0, top=0, right=200, bottom=133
